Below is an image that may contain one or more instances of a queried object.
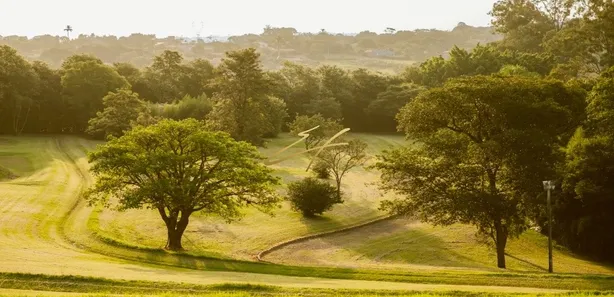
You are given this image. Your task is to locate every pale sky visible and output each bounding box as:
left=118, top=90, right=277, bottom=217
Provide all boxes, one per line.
left=0, top=0, right=496, bottom=38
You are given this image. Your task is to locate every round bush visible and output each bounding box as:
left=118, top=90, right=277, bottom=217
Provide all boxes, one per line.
left=287, top=177, right=342, bottom=217
left=311, top=159, right=331, bottom=179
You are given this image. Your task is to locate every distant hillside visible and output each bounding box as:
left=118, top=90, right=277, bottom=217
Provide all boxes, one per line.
left=0, top=23, right=501, bottom=72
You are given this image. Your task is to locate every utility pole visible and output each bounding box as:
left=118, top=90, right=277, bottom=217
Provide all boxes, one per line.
left=542, top=180, right=555, bottom=273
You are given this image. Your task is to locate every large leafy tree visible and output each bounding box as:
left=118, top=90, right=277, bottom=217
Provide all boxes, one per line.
left=347, top=68, right=390, bottom=131
left=490, top=0, right=556, bottom=53
left=0, top=45, right=38, bottom=135
left=85, top=119, right=281, bottom=250
left=181, top=58, right=215, bottom=98
left=269, top=62, right=342, bottom=121
left=61, top=56, right=129, bottom=132
left=30, top=61, right=63, bottom=133
left=317, top=65, right=354, bottom=127
left=142, top=50, right=185, bottom=103
left=374, top=75, right=584, bottom=268
left=86, top=89, right=149, bottom=139
left=557, top=69, right=614, bottom=261
left=366, top=83, right=425, bottom=132
left=208, top=48, right=282, bottom=145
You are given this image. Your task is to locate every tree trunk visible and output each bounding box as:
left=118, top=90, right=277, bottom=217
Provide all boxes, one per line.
left=335, top=178, right=342, bottom=199
left=166, top=227, right=184, bottom=251
left=494, top=221, right=508, bottom=269
left=160, top=208, right=192, bottom=251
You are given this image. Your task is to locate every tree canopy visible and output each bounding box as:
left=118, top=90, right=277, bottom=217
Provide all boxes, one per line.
left=375, top=75, right=585, bottom=268
left=85, top=119, right=281, bottom=250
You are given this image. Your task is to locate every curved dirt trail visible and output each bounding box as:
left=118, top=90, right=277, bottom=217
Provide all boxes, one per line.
left=0, top=137, right=564, bottom=293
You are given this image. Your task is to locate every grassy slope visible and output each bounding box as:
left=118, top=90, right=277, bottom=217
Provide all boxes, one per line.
left=1, top=135, right=614, bottom=293
left=265, top=219, right=614, bottom=274
left=93, top=133, right=407, bottom=260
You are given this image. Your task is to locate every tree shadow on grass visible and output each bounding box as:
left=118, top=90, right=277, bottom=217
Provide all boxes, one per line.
left=504, top=253, right=547, bottom=272
left=270, top=218, right=496, bottom=271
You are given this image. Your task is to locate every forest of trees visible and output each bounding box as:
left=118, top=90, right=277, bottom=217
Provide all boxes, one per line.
left=1, top=0, right=613, bottom=267
left=0, top=23, right=499, bottom=69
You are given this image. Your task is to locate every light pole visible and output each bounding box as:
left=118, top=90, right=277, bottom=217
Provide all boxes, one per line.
left=543, top=180, right=555, bottom=273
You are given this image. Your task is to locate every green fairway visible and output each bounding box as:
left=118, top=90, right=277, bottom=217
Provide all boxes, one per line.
left=1, top=135, right=613, bottom=294
left=92, top=133, right=408, bottom=260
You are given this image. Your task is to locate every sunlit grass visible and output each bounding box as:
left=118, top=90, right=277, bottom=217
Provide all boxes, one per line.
left=1, top=135, right=614, bottom=293
left=266, top=219, right=614, bottom=274
left=93, top=133, right=408, bottom=260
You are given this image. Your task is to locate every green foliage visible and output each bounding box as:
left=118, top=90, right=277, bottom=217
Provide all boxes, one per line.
left=86, top=89, right=148, bottom=139
left=207, top=48, right=282, bottom=146
left=556, top=71, right=614, bottom=261
left=0, top=45, right=39, bottom=135
left=149, top=93, right=213, bottom=121
left=376, top=75, right=584, bottom=268
left=261, top=96, right=288, bottom=138
left=287, top=177, right=341, bottom=217
left=490, top=0, right=556, bottom=53
left=288, top=114, right=344, bottom=149
left=498, top=64, right=540, bottom=77
left=85, top=119, right=281, bottom=250
left=61, top=56, right=129, bottom=132
left=311, top=159, right=331, bottom=179
left=30, top=61, right=63, bottom=133
left=403, top=44, right=554, bottom=87
left=142, top=50, right=185, bottom=103
left=366, top=83, right=425, bottom=132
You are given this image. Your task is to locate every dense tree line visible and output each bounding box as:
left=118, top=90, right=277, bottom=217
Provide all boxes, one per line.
left=0, top=44, right=427, bottom=137
left=0, top=24, right=499, bottom=69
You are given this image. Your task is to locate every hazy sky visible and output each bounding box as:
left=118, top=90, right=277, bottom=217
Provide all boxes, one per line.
left=0, top=0, right=496, bottom=38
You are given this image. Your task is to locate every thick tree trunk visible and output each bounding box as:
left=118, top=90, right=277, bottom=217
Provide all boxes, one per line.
left=166, top=228, right=184, bottom=250
left=159, top=208, right=191, bottom=251
left=494, top=221, right=508, bottom=269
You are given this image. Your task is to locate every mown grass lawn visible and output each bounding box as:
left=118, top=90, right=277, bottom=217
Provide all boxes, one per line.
left=265, top=219, right=614, bottom=274
left=2, top=272, right=611, bottom=297
left=1, top=135, right=614, bottom=293
left=92, top=133, right=408, bottom=260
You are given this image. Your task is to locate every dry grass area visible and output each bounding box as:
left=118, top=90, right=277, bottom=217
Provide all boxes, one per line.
left=264, top=218, right=614, bottom=274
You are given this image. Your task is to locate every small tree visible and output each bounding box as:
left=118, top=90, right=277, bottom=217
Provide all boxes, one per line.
left=288, top=114, right=344, bottom=149
left=85, top=119, right=281, bottom=251
left=287, top=177, right=341, bottom=217
left=86, top=89, right=148, bottom=139
left=317, top=139, right=369, bottom=198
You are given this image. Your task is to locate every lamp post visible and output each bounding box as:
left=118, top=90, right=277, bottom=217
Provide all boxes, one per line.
left=543, top=180, right=555, bottom=273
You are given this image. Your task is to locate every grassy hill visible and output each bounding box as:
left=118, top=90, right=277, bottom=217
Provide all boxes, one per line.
left=1, top=134, right=614, bottom=296
left=92, top=133, right=407, bottom=260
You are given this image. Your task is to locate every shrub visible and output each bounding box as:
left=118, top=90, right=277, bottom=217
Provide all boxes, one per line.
left=311, top=159, right=331, bottom=179
left=287, top=177, right=342, bottom=217
left=149, top=94, right=212, bottom=121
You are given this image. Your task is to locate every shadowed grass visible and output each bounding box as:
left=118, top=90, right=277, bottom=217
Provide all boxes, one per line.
left=265, top=220, right=614, bottom=275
